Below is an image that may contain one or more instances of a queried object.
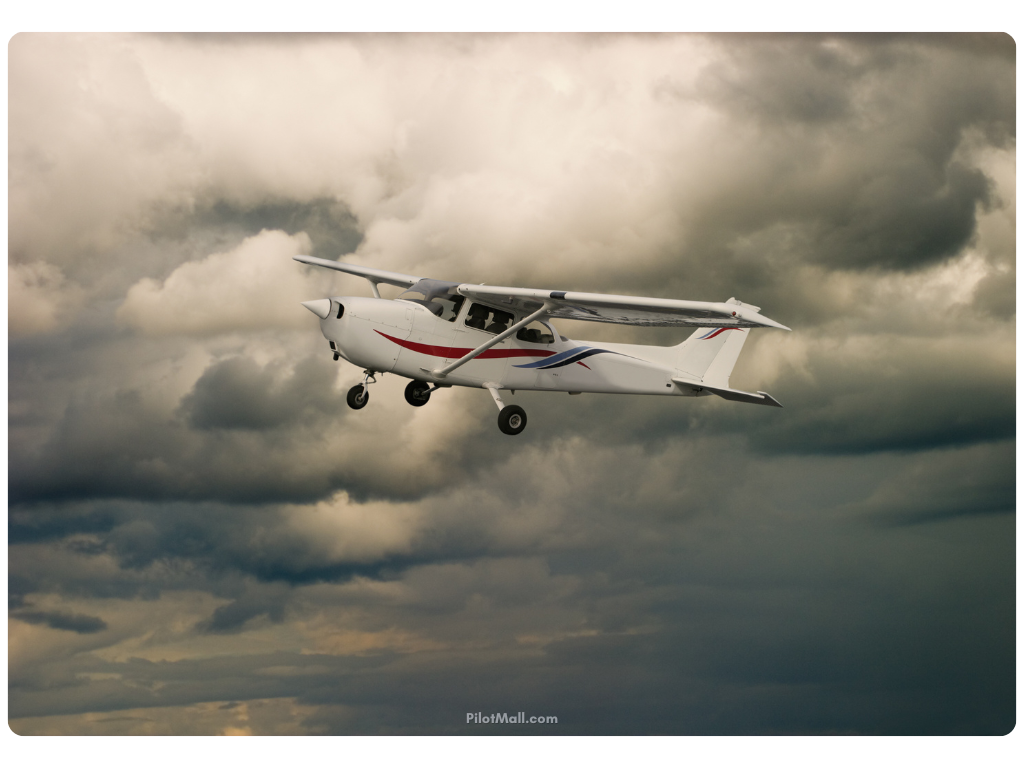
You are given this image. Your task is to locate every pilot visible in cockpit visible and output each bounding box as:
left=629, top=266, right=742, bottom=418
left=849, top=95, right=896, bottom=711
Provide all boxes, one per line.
left=485, top=316, right=508, bottom=334
left=466, top=304, right=489, bottom=330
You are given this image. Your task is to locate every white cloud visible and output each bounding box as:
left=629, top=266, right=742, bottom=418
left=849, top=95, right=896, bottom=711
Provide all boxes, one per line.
left=9, top=34, right=198, bottom=266
left=117, top=229, right=316, bottom=335
left=281, top=492, right=423, bottom=562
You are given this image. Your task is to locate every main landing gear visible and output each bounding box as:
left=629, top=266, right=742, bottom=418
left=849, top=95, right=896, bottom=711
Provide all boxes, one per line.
left=404, top=380, right=432, bottom=406
left=347, top=375, right=527, bottom=435
left=486, top=386, right=527, bottom=436
left=498, top=404, right=527, bottom=436
left=346, top=370, right=376, bottom=410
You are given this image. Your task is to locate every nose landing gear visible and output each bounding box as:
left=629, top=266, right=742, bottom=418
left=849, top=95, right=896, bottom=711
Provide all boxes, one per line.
left=346, top=370, right=376, bottom=410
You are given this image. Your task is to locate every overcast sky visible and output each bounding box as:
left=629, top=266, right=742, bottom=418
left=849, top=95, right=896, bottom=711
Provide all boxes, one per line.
left=7, top=33, right=1016, bottom=738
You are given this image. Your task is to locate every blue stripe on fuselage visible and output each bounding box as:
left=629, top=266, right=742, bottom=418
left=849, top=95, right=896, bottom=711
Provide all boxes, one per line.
left=513, top=346, right=625, bottom=370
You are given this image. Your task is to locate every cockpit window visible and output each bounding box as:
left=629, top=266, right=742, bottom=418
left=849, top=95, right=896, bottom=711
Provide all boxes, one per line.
left=398, top=278, right=464, bottom=321
left=430, top=294, right=464, bottom=321
left=516, top=320, right=554, bottom=344
left=465, top=303, right=514, bottom=335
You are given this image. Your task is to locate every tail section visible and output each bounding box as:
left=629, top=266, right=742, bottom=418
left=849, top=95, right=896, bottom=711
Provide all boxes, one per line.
left=675, top=325, right=749, bottom=385
left=673, top=298, right=783, bottom=407
left=674, top=298, right=758, bottom=386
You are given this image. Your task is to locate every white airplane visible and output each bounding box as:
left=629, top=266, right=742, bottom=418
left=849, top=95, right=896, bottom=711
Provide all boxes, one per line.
left=295, top=255, right=790, bottom=435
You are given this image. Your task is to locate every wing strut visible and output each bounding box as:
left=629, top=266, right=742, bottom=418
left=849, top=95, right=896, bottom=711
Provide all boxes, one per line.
left=432, top=305, right=551, bottom=379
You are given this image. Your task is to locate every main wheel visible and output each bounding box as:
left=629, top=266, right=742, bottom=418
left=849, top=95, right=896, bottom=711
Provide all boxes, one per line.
left=346, top=384, right=369, bottom=410
left=404, top=380, right=431, bottom=407
left=498, top=404, right=527, bottom=435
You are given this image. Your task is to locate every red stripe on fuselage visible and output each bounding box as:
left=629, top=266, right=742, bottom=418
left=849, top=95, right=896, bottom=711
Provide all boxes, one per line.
left=374, top=330, right=558, bottom=360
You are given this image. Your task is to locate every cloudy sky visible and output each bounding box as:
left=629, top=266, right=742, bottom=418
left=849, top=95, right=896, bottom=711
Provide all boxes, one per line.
left=7, top=33, right=1016, bottom=739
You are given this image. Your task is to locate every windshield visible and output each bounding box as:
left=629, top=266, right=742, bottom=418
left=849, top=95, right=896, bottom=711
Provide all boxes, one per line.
left=398, top=278, right=464, bottom=322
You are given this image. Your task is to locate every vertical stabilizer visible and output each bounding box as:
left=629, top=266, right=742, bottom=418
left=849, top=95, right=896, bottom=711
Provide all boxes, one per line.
left=674, top=298, right=758, bottom=386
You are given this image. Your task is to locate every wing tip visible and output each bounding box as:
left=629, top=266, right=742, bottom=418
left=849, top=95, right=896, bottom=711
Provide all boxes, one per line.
left=750, top=313, right=790, bottom=331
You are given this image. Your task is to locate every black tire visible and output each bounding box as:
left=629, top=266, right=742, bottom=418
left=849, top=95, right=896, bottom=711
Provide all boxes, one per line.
left=498, top=404, right=527, bottom=435
left=404, top=380, right=431, bottom=407
left=347, top=384, right=369, bottom=410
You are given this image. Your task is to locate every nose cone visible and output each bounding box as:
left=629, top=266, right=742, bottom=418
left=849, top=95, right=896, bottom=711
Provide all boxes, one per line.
left=302, top=299, right=332, bottom=319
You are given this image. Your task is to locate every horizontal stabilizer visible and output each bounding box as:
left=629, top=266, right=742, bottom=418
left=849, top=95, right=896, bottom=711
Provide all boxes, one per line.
left=672, top=377, right=783, bottom=407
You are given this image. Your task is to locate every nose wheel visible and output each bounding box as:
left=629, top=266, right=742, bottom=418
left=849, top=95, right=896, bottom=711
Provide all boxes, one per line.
left=346, top=385, right=369, bottom=409
left=346, top=371, right=376, bottom=410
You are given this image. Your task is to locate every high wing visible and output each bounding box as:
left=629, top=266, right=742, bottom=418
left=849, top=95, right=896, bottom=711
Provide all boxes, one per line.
left=294, top=256, right=788, bottom=330
left=456, top=284, right=790, bottom=330
left=293, top=256, right=422, bottom=290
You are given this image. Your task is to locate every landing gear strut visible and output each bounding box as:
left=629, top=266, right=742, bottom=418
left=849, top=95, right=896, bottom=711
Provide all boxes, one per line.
left=346, top=370, right=376, bottom=410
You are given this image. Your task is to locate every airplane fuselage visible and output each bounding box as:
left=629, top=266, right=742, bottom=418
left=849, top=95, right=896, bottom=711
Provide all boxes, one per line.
left=318, top=296, right=709, bottom=398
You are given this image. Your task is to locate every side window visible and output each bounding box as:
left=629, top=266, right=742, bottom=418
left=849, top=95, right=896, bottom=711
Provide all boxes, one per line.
left=465, top=303, right=514, bottom=335
left=515, top=320, right=554, bottom=344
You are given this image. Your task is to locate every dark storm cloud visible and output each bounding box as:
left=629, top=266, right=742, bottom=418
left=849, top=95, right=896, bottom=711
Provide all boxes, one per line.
left=10, top=325, right=1013, bottom=509
left=9, top=650, right=396, bottom=722
left=10, top=349, right=486, bottom=505
left=12, top=610, right=108, bottom=635
left=10, top=437, right=1011, bottom=615
left=696, top=34, right=871, bottom=125
left=140, top=197, right=364, bottom=285
left=678, top=34, right=1014, bottom=274
left=749, top=366, right=1014, bottom=456
left=487, top=331, right=1014, bottom=462
left=9, top=502, right=126, bottom=545
left=181, top=355, right=347, bottom=431
left=189, top=197, right=364, bottom=263
left=11, top=505, right=1014, bottom=734
left=810, top=161, right=991, bottom=272
left=94, top=503, right=421, bottom=584
left=971, top=267, right=1017, bottom=319
left=846, top=441, right=1015, bottom=525
left=198, top=584, right=291, bottom=634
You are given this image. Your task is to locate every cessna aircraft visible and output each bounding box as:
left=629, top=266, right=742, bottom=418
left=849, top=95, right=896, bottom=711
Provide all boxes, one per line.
left=295, top=256, right=789, bottom=435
